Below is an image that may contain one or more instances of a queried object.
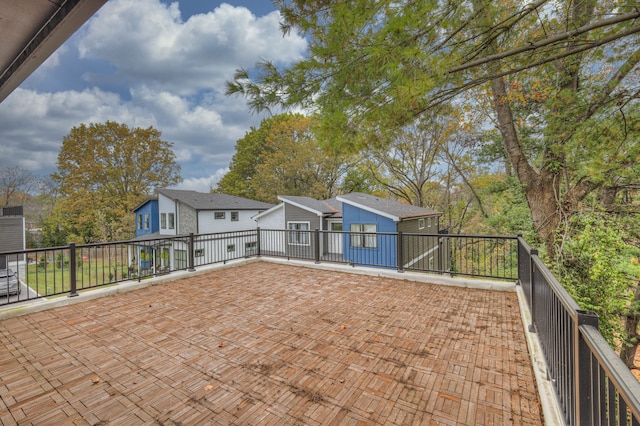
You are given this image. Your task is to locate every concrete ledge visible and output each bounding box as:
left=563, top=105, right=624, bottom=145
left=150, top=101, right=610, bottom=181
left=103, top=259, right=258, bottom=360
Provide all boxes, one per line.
left=516, top=286, right=566, bottom=425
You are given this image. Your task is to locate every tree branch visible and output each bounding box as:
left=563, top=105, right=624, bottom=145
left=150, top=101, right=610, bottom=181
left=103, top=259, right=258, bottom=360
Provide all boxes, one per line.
left=449, top=10, right=640, bottom=74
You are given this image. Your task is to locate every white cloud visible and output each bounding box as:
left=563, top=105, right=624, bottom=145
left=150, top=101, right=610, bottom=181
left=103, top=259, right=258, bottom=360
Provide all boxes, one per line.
left=0, top=0, right=306, bottom=188
left=172, top=168, right=229, bottom=192
left=78, top=0, right=307, bottom=94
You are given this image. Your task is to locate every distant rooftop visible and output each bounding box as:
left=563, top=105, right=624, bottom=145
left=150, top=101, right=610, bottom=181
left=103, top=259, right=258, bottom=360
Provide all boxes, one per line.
left=278, top=195, right=342, bottom=217
left=337, top=193, right=441, bottom=221
left=158, top=189, right=274, bottom=211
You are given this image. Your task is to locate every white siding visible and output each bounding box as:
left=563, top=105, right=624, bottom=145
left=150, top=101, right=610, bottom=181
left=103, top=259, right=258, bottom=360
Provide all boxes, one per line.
left=255, top=205, right=285, bottom=254
left=158, top=193, right=177, bottom=236
left=255, top=205, right=284, bottom=230
left=198, top=210, right=261, bottom=234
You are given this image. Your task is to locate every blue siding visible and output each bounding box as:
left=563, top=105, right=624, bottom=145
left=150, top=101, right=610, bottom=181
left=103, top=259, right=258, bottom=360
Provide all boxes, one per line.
left=133, top=200, right=159, bottom=237
left=341, top=204, right=397, bottom=268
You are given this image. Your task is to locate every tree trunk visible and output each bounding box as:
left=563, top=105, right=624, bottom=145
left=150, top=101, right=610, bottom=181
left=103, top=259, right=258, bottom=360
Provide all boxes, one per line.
left=621, top=283, right=640, bottom=369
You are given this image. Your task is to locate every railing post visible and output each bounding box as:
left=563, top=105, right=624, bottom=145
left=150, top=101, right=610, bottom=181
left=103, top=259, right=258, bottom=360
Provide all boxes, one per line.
left=188, top=233, right=196, bottom=271
left=256, top=227, right=261, bottom=257
left=516, top=234, right=522, bottom=284
left=397, top=231, right=404, bottom=273
left=528, top=249, right=538, bottom=332
left=314, top=229, right=320, bottom=264
left=68, top=243, right=78, bottom=297
left=575, top=310, right=599, bottom=426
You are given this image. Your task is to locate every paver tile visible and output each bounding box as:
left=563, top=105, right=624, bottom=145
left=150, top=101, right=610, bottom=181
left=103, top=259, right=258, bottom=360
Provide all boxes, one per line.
left=0, top=261, right=542, bottom=424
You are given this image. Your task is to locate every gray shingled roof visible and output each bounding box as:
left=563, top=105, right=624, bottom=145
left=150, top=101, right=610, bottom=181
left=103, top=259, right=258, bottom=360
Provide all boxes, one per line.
left=158, top=189, right=274, bottom=210
left=337, top=192, right=440, bottom=220
left=278, top=196, right=342, bottom=217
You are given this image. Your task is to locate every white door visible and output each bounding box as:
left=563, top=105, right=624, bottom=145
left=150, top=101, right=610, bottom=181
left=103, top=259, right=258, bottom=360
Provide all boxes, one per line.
left=328, top=221, right=343, bottom=254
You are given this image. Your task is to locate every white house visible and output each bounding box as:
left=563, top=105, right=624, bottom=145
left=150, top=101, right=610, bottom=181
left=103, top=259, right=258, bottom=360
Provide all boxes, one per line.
left=131, top=189, right=272, bottom=272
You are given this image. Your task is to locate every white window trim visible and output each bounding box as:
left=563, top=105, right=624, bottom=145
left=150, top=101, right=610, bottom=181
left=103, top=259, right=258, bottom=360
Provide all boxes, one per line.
left=215, top=212, right=226, bottom=220
left=418, top=218, right=425, bottom=230
left=350, top=223, right=377, bottom=248
left=231, top=211, right=239, bottom=221
left=287, top=221, right=310, bottom=246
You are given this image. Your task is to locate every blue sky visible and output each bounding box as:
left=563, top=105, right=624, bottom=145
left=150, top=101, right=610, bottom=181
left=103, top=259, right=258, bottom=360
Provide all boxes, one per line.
left=0, top=0, right=307, bottom=192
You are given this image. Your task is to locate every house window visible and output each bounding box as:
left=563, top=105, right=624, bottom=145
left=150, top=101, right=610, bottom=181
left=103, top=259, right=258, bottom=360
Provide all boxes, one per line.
left=194, top=249, right=205, bottom=257
left=168, top=213, right=175, bottom=230
left=231, top=211, right=239, bottom=221
left=418, top=218, right=425, bottom=230
left=288, top=222, right=309, bottom=245
left=138, top=214, right=143, bottom=230
left=350, top=224, right=377, bottom=248
left=174, top=249, right=187, bottom=269
left=144, top=214, right=150, bottom=230
left=215, top=212, right=225, bottom=220
left=427, top=217, right=432, bottom=228
left=160, top=213, right=166, bottom=229
left=245, top=241, right=257, bottom=255
left=227, top=244, right=236, bottom=252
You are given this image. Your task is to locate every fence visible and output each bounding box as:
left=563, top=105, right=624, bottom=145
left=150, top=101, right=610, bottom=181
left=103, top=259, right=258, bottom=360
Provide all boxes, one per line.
left=518, top=236, right=640, bottom=426
left=2, top=229, right=639, bottom=425
left=258, top=228, right=518, bottom=279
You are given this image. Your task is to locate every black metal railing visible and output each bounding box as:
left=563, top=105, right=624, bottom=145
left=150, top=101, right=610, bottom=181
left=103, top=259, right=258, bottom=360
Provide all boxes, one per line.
left=256, top=228, right=517, bottom=279
left=518, top=236, right=640, bottom=426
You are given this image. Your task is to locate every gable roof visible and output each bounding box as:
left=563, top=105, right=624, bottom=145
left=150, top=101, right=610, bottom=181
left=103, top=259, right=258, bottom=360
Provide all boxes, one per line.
left=158, top=189, right=274, bottom=211
left=337, top=192, right=441, bottom=222
left=132, top=197, right=158, bottom=213
left=278, top=195, right=342, bottom=218
left=252, top=202, right=284, bottom=221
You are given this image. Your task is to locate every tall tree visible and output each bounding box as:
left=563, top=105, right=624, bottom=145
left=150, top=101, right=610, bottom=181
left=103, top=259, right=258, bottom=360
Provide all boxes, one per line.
left=364, top=113, right=448, bottom=208
left=226, top=0, right=639, bottom=254
left=216, top=113, right=349, bottom=203
left=216, top=114, right=295, bottom=199
left=51, top=121, right=182, bottom=242
left=0, top=166, right=37, bottom=207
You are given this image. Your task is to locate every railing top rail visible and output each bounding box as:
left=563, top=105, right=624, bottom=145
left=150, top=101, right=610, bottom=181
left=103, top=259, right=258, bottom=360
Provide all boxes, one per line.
left=195, top=229, right=258, bottom=236
left=531, top=252, right=582, bottom=314
left=517, top=235, right=534, bottom=254
left=432, top=233, right=518, bottom=239
left=580, top=323, right=640, bottom=420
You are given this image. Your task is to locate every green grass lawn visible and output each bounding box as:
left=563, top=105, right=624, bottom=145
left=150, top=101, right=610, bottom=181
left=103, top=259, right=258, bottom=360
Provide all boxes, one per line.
left=25, top=261, right=132, bottom=296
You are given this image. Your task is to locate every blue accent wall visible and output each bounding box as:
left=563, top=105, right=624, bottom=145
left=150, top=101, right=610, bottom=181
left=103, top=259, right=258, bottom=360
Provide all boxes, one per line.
left=133, top=199, right=159, bottom=238
left=341, top=203, right=397, bottom=268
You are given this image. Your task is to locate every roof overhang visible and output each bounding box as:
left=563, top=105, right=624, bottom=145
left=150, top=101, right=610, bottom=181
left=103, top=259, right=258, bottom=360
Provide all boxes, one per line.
left=0, top=0, right=107, bottom=103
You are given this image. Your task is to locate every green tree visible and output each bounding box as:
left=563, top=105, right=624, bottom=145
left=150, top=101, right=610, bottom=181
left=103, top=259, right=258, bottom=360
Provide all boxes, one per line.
left=227, top=0, right=639, bottom=253
left=556, top=213, right=640, bottom=364
left=364, top=114, right=447, bottom=208
left=216, top=114, right=294, bottom=199
left=216, top=113, right=349, bottom=203
left=50, top=121, right=181, bottom=242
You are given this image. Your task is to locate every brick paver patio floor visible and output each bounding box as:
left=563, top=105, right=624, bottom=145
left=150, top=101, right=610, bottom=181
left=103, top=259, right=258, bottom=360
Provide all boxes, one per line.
left=0, top=261, right=542, bottom=425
